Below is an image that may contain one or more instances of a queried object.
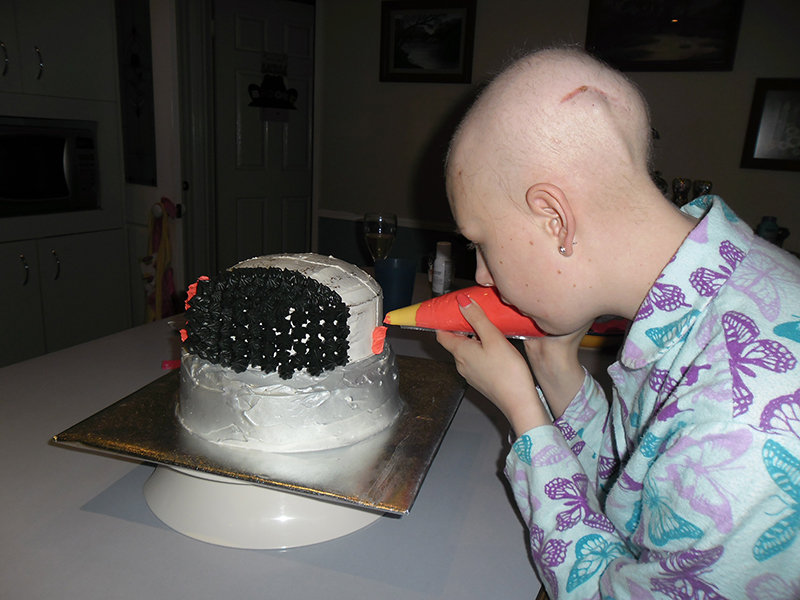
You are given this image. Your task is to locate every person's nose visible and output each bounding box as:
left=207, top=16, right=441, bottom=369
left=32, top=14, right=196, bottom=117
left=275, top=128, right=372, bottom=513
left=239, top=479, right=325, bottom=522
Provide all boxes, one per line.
left=475, top=248, right=494, bottom=287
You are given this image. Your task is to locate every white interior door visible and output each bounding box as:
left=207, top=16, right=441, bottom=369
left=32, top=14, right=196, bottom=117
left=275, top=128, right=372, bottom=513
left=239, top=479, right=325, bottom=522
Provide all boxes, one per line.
left=213, top=0, right=314, bottom=271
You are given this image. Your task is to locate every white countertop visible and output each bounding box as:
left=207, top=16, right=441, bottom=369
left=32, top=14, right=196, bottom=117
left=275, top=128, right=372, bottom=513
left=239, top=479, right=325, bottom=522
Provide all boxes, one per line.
left=0, top=282, right=616, bottom=599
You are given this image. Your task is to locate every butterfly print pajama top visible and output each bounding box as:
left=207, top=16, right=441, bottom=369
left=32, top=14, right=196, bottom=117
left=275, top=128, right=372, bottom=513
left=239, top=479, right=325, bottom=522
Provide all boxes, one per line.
left=506, top=197, right=800, bottom=599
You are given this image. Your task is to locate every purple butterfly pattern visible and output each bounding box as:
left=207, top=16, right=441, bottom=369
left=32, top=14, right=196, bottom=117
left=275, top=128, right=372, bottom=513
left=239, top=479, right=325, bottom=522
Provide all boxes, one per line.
left=529, top=522, right=570, bottom=600
left=650, top=546, right=728, bottom=600
left=561, top=379, right=599, bottom=425
left=555, top=420, right=578, bottom=442
left=531, top=443, right=573, bottom=468
left=570, top=440, right=586, bottom=457
left=636, top=274, right=691, bottom=322
left=722, top=311, right=797, bottom=417
left=597, top=453, right=619, bottom=481
left=663, top=429, right=752, bottom=534
left=729, top=245, right=798, bottom=321
left=689, top=240, right=745, bottom=298
left=647, top=364, right=711, bottom=422
left=509, top=467, right=536, bottom=525
left=759, top=389, right=800, bottom=441
left=544, top=473, right=616, bottom=533
left=746, top=572, right=800, bottom=600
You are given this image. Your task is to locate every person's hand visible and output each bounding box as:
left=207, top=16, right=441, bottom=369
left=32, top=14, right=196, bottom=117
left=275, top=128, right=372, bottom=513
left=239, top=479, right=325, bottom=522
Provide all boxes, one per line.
left=436, top=293, right=551, bottom=436
left=522, top=321, right=593, bottom=419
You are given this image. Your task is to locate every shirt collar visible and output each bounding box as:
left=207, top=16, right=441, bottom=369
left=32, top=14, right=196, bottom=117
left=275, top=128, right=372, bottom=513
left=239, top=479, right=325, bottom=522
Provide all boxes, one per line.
left=619, top=196, right=755, bottom=369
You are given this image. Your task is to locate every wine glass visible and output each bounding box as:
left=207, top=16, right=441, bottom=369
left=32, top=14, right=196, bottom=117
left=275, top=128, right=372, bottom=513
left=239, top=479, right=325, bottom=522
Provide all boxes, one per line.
left=363, top=213, right=397, bottom=263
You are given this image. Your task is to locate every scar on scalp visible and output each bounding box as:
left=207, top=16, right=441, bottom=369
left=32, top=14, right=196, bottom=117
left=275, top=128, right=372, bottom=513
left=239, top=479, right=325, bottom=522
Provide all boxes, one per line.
left=561, top=85, right=607, bottom=103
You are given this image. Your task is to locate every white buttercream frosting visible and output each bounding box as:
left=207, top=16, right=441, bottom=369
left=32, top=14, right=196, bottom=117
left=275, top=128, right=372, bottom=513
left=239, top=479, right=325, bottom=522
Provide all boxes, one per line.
left=178, top=345, right=402, bottom=453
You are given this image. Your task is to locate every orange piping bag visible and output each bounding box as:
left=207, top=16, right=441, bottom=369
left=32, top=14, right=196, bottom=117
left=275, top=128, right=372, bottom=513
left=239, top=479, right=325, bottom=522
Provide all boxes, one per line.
left=384, top=286, right=545, bottom=338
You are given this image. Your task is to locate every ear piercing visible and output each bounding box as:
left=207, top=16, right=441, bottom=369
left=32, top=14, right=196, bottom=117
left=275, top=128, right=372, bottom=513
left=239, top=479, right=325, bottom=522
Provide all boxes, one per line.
left=558, top=241, right=577, bottom=256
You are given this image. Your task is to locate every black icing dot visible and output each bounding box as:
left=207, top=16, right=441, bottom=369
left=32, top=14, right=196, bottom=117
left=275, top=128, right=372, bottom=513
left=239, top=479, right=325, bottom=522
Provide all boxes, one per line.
left=184, top=267, right=350, bottom=379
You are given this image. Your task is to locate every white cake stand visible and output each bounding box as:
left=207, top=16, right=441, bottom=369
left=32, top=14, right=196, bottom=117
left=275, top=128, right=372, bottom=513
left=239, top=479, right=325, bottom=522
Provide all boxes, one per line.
left=143, top=465, right=382, bottom=549
left=55, top=357, right=465, bottom=550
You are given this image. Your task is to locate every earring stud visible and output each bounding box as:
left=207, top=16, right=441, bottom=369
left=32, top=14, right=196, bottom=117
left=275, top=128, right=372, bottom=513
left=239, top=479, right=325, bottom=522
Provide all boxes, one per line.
left=559, top=241, right=577, bottom=256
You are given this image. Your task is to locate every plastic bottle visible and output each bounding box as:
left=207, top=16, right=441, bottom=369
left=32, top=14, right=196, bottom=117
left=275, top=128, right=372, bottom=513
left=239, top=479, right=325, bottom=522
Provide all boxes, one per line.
left=431, top=241, right=453, bottom=297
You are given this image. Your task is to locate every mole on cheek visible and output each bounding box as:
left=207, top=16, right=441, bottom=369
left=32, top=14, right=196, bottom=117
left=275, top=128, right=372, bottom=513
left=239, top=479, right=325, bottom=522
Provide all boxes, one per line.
left=557, top=270, right=562, bottom=274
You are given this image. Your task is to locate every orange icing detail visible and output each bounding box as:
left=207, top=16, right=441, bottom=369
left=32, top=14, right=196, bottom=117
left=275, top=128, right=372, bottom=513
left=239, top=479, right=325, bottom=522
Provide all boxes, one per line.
left=372, top=326, right=387, bottom=354
left=414, top=286, right=545, bottom=337
left=180, top=329, right=188, bottom=342
left=185, top=275, right=210, bottom=310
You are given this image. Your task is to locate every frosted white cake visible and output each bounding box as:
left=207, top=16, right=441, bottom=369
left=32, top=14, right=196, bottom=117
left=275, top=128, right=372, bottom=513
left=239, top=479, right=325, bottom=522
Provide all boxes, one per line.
left=177, top=253, right=403, bottom=453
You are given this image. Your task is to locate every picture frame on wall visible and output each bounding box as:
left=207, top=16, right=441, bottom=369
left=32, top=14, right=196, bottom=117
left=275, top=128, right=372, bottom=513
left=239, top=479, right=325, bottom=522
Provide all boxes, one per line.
left=379, top=0, right=476, bottom=83
left=741, top=78, right=800, bottom=172
left=585, top=0, right=744, bottom=72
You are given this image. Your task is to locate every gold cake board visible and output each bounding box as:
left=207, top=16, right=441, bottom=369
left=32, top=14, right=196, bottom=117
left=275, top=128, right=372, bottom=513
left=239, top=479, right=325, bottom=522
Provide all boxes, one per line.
left=55, top=355, right=466, bottom=548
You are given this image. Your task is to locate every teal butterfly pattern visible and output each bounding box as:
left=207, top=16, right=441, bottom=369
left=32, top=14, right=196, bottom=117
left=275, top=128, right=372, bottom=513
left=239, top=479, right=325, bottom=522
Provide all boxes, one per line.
left=512, top=434, right=533, bottom=465
left=774, top=316, right=800, bottom=344
left=643, top=476, right=704, bottom=546
left=566, top=533, right=627, bottom=592
left=625, top=499, right=642, bottom=535
left=754, top=439, right=800, bottom=561
left=645, top=309, right=701, bottom=349
left=721, top=202, right=739, bottom=223
left=640, top=431, right=667, bottom=459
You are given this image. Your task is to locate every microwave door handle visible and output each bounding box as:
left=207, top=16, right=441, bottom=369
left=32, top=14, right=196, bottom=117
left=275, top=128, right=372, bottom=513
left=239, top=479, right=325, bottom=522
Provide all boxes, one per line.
left=62, top=138, right=74, bottom=197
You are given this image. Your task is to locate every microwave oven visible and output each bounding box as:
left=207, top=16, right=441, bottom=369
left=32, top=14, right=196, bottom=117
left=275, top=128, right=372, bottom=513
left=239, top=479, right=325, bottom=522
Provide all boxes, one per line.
left=0, top=116, right=99, bottom=218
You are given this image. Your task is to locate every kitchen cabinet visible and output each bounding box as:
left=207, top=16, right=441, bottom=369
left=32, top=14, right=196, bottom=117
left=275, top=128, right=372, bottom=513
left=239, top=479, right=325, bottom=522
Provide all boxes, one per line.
left=0, top=239, right=46, bottom=365
left=0, top=0, right=117, bottom=101
left=0, top=229, right=130, bottom=367
left=0, top=1, right=22, bottom=94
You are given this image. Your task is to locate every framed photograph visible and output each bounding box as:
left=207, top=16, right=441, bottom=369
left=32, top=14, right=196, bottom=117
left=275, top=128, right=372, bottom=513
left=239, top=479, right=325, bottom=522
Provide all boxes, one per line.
left=741, top=79, right=800, bottom=172
left=585, top=0, right=744, bottom=71
left=379, top=0, right=476, bottom=83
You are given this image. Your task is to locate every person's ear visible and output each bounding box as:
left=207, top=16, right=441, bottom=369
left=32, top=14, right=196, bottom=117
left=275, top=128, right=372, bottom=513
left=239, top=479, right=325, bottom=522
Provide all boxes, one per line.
left=525, top=183, right=576, bottom=256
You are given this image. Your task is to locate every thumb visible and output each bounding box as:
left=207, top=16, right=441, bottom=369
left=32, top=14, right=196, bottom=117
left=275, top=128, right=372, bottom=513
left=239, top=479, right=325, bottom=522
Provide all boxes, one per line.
left=457, top=292, right=504, bottom=342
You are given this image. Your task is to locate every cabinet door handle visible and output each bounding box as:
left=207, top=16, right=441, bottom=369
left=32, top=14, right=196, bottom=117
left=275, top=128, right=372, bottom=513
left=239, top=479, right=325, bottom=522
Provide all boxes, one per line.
left=35, top=46, right=43, bottom=80
left=1, top=40, right=7, bottom=77
left=51, top=250, right=60, bottom=280
left=20, top=254, right=29, bottom=286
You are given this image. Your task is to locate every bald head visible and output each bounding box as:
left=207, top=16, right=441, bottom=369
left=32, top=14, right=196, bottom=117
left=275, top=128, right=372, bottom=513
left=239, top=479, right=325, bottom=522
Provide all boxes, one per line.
left=448, top=48, right=653, bottom=208
left=444, top=48, right=699, bottom=328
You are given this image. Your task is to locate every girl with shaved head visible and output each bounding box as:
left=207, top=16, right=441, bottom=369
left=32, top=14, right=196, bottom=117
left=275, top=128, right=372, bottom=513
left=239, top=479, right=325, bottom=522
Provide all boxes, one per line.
left=438, top=48, right=800, bottom=598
